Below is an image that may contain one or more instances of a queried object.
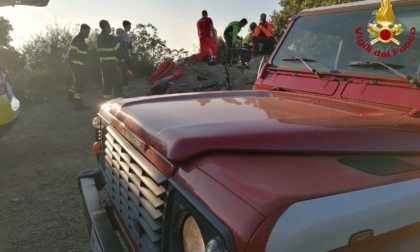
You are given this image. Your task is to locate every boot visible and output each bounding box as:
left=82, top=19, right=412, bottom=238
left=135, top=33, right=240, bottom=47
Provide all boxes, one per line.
left=74, top=99, right=89, bottom=111
left=208, top=57, right=216, bottom=65
left=66, top=92, right=74, bottom=102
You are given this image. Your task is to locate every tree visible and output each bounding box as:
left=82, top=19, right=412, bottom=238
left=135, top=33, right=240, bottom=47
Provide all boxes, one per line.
left=129, top=23, right=189, bottom=76
left=0, top=48, right=25, bottom=73
left=0, top=17, right=25, bottom=73
left=21, top=23, right=73, bottom=90
left=131, top=23, right=171, bottom=65
left=23, top=23, right=72, bottom=72
left=271, top=0, right=359, bottom=38
left=0, top=17, right=13, bottom=47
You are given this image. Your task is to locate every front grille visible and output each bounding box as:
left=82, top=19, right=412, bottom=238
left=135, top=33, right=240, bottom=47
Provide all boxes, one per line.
left=102, top=126, right=167, bottom=252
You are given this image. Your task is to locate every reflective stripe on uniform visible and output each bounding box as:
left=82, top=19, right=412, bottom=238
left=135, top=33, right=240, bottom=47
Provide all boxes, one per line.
left=100, top=57, right=118, bottom=62
left=69, top=46, right=87, bottom=55
left=97, top=43, right=120, bottom=52
left=74, top=93, right=82, bottom=99
left=98, top=41, right=120, bottom=62
left=67, top=37, right=88, bottom=66
left=68, top=85, right=75, bottom=93
left=71, top=60, right=85, bottom=66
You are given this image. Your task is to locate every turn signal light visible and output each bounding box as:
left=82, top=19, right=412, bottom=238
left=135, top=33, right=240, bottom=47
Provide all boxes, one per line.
left=92, top=116, right=101, bottom=129
left=93, top=141, right=101, bottom=154
left=349, top=229, right=374, bottom=248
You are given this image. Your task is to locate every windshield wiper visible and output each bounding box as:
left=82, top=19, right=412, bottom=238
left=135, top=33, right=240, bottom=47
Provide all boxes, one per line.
left=348, top=61, right=420, bottom=89
left=281, top=57, right=322, bottom=78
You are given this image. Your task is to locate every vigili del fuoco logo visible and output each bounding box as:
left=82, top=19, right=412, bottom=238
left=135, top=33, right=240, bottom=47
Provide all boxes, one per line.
left=354, top=0, right=416, bottom=58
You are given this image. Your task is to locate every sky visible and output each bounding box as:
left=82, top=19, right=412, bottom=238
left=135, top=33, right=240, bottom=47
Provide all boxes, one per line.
left=1, top=0, right=280, bottom=53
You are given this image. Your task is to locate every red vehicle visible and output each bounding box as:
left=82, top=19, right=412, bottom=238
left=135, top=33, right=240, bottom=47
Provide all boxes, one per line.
left=79, top=0, right=420, bottom=251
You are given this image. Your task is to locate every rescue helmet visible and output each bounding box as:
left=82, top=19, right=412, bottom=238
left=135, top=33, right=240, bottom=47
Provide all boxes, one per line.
left=260, top=13, right=267, bottom=20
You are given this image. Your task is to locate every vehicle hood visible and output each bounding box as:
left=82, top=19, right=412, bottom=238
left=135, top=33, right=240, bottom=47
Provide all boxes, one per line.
left=103, top=90, right=420, bottom=162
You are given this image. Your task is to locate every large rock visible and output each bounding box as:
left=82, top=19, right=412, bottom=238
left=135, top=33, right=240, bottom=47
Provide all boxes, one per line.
left=124, top=56, right=267, bottom=97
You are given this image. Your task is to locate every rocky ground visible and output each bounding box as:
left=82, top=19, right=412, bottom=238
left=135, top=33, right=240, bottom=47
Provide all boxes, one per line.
left=0, top=59, right=262, bottom=251
left=126, top=56, right=265, bottom=96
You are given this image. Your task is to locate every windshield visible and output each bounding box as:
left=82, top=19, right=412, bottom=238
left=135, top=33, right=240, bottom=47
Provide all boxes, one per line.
left=272, top=4, right=420, bottom=79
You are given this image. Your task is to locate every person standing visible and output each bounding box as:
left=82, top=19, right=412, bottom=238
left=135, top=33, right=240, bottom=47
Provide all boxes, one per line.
left=116, top=28, right=132, bottom=91
left=223, top=18, right=248, bottom=63
left=122, top=20, right=133, bottom=55
left=97, top=20, right=123, bottom=99
left=191, top=10, right=217, bottom=65
left=67, top=23, right=90, bottom=110
left=252, top=13, right=276, bottom=56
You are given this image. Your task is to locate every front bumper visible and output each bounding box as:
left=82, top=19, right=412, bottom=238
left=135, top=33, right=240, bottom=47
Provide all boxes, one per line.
left=78, top=168, right=125, bottom=252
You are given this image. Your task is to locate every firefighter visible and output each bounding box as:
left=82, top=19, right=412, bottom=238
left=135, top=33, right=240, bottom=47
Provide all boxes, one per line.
left=97, top=20, right=123, bottom=99
left=67, top=23, right=90, bottom=110
left=252, top=13, right=276, bottom=56
left=116, top=28, right=133, bottom=92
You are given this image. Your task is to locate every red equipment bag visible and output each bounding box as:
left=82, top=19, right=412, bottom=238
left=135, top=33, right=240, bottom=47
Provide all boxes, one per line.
left=148, top=58, right=176, bottom=84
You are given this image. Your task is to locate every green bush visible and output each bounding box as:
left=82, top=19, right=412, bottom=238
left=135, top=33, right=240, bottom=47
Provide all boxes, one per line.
left=21, top=23, right=73, bottom=92
left=22, top=64, right=72, bottom=93
left=17, top=22, right=192, bottom=92
left=130, top=56, right=154, bottom=78
left=216, top=37, right=228, bottom=64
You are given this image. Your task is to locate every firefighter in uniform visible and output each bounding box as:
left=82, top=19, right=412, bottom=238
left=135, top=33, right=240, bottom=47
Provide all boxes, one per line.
left=97, top=20, right=123, bottom=100
left=67, top=23, right=90, bottom=110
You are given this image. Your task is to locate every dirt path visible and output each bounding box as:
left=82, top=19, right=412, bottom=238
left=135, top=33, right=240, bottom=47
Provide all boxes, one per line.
left=0, top=87, right=100, bottom=251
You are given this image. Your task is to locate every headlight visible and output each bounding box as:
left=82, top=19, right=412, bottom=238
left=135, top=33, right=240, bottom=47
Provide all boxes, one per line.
left=206, top=238, right=226, bottom=252
left=92, top=116, right=101, bottom=129
left=165, top=187, right=233, bottom=252
left=183, top=215, right=205, bottom=252
left=182, top=215, right=227, bottom=252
